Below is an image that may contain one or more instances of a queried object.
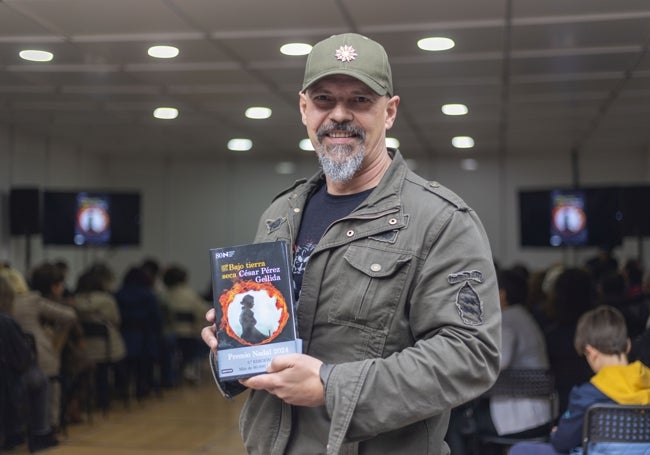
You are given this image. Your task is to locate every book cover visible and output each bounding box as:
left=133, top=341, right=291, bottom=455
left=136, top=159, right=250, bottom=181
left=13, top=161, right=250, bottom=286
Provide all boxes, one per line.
left=209, top=240, right=302, bottom=380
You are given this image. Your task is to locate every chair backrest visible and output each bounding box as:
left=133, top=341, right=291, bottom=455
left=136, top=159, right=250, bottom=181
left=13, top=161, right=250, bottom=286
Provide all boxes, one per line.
left=174, top=311, right=195, bottom=324
left=582, top=403, right=650, bottom=455
left=81, top=320, right=111, bottom=358
left=486, top=368, right=556, bottom=398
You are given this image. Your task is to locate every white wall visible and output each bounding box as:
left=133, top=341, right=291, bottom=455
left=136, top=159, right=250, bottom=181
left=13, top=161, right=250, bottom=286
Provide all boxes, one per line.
left=1, top=123, right=650, bottom=293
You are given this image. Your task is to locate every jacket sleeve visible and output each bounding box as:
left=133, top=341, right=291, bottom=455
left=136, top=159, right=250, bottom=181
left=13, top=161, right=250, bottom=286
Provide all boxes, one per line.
left=37, top=296, right=77, bottom=327
left=324, top=208, right=501, bottom=446
left=551, top=383, right=611, bottom=453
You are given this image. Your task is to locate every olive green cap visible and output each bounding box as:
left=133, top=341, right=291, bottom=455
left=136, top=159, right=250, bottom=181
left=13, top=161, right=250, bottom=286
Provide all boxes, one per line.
left=301, top=33, right=393, bottom=96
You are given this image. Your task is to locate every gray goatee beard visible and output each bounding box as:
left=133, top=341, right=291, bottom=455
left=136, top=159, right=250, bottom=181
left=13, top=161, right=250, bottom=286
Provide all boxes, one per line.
left=316, top=123, right=366, bottom=182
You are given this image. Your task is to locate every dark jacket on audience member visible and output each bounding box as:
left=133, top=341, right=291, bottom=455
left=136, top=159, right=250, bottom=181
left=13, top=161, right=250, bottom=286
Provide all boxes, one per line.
left=550, top=361, right=650, bottom=453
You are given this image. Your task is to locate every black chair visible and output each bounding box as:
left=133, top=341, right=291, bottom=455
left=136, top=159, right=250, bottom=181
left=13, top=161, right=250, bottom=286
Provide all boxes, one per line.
left=582, top=403, right=650, bottom=454
left=172, top=311, right=202, bottom=384
left=120, top=318, right=161, bottom=401
left=81, top=321, right=112, bottom=416
left=478, top=369, right=558, bottom=454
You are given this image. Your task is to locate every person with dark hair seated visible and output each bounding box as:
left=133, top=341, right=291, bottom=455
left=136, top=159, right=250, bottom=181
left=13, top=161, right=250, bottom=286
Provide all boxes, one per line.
left=115, top=266, right=164, bottom=399
left=160, top=264, right=209, bottom=385
left=2, top=265, right=77, bottom=433
left=72, top=263, right=127, bottom=411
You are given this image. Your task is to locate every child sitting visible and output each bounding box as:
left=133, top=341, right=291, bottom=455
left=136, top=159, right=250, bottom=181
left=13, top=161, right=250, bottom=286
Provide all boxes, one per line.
left=508, top=305, right=650, bottom=454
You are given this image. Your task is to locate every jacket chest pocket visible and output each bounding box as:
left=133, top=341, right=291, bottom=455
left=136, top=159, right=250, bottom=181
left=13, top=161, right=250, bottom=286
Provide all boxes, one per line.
left=328, top=245, right=412, bottom=333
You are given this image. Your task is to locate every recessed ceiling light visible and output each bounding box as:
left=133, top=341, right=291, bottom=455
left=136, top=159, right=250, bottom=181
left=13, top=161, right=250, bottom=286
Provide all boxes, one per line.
left=417, top=37, right=455, bottom=52
left=442, top=104, right=468, bottom=116
left=228, top=138, right=253, bottom=151
left=19, top=49, right=53, bottom=62
left=275, top=161, right=296, bottom=175
left=245, top=107, right=272, bottom=119
left=148, top=45, right=179, bottom=59
left=299, top=139, right=314, bottom=151
left=153, top=107, right=178, bottom=120
left=280, top=43, right=312, bottom=56
left=386, top=137, right=400, bottom=149
left=461, top=158, right=479, bottom=171
left=452, top=136, right=475, bottom=149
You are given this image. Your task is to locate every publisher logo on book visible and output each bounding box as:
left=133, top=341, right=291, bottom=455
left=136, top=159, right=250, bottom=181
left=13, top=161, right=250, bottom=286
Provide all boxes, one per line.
left=215, top=250, right=235, bottom=259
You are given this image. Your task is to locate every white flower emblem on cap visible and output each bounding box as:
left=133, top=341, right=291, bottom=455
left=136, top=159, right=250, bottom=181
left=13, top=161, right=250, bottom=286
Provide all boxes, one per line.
left=335, top=45, right=357, bottom=62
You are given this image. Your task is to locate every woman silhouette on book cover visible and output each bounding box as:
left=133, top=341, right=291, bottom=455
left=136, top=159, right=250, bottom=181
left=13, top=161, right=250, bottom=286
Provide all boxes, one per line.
left=239, top=294, right=267, bottom=344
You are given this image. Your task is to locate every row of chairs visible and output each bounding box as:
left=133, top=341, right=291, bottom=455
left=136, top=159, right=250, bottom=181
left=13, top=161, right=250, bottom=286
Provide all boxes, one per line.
left=480, top=369, right=650, bottom=454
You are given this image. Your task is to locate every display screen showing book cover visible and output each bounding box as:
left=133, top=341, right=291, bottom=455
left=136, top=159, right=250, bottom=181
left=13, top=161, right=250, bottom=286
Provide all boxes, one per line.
left=209, top=240, right=302, bottom=380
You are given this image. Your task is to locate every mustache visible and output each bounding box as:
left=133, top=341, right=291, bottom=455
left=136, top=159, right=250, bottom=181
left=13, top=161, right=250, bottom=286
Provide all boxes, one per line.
left=316, top=122, right=366, bottom=142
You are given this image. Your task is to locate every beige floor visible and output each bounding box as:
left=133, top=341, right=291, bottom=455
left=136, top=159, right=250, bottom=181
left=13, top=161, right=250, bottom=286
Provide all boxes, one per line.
left=10, top=379, right=248, bottom=455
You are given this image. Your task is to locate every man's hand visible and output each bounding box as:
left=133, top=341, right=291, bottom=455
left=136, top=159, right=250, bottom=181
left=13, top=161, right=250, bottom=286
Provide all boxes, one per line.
left=201, top=308, right=218, bottom=350
left=241, top=354, right=325, bottom=407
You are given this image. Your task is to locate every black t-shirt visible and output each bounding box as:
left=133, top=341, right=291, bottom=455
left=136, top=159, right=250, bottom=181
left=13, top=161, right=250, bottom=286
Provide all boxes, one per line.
left=292, top=183, right=372, bottom=301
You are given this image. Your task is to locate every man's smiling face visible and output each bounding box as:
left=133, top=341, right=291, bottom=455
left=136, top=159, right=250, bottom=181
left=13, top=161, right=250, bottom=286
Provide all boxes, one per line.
left=300, top=75, right=398, bottom=182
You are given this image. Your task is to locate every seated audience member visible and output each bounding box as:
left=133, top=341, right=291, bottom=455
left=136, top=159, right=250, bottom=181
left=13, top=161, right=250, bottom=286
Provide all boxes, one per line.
left=160, top=264, right=209, bottom=384
left=485, top=269, right=553, bottom=436
left=141, top=257, right=165, bottom=295
left=544, top=267, right=596, bottom=414
left=508, top=305, right=650, bottom=455
left=598, top=269, right=648, bottom=341
left=0, top=274, right=59, bottom=452
left=53, top=259, right=74, bottom=299
left=630, top=329, right=650, bottom=368
left=1, top=266, right=77, bottom=431
left=584, top=246, right=619, bottom=284
left=115, top=266, right=164, bottom=399
left=31, top=262, right=94, bottom=425
left=620, top=259, right=650, bottom=340
left=72, top=263, right=127, bottom=410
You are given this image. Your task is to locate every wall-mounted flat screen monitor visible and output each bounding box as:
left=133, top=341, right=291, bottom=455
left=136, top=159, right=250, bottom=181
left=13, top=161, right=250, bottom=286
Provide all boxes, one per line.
left=43, top=190, right=141, bottom=246
left=519, top=187, right=622, bottom=248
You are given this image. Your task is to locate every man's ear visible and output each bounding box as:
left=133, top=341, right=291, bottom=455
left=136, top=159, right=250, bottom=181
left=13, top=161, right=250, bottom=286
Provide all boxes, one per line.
left=299, top=92, right=308, bottom=126
left=626, top=338, right=631, bottom=355
left=384, top=95, right=400, bottom=130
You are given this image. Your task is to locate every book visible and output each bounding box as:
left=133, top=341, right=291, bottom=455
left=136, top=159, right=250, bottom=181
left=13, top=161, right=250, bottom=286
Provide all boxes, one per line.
left=209, top=240, right=302, bottom=380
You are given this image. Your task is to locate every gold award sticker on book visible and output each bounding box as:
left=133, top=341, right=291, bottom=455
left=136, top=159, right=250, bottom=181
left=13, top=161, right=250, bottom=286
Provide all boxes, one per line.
left=218, top=280, right=290, bottom=346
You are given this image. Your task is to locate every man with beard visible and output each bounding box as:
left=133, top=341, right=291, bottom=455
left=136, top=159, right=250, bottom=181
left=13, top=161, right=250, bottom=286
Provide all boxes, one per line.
left=202, top=33, right=501, bottom=455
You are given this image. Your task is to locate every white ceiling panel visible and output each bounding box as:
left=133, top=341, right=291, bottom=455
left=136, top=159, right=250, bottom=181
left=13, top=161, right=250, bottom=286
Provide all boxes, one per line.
left=0, top=0, right=648, bottom=160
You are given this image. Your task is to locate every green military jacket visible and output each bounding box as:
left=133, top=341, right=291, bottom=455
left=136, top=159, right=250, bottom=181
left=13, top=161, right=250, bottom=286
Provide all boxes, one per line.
left=220, top=150, right=501, bottom=455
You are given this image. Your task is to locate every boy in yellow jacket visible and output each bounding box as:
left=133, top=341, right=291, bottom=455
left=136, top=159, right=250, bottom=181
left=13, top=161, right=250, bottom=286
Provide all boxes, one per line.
left=509, top=305, right=650, bottom=454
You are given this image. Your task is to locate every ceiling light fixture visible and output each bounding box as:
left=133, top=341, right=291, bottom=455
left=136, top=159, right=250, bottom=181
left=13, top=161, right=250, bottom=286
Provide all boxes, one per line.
left=442, top=104, right=468, bottom=116
left=280, top=43, right=312, bottom=56
left=153, top=107, right=178, bottom=120
left=452, top=136, right=475, bottom=149
left=417, top=37, right=455, bottom=52
left=228, top=138, right=253, bottom=151
left=245, top=107, right=272, bottom=119
left=299, top=139, right=314, bottom=151
left=19, top=49, right=53, bottom=62
left=148, top=45, right=179, bottom=59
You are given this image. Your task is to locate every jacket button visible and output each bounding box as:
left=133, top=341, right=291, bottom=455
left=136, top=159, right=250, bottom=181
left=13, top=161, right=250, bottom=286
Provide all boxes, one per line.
left=388, top=217, right=397, bottom=225
left=293, top=208, right=301, bottom=213
left=429, top=181, right=440, bottom=188
left=370, top=263, right=382, bottom=272
left=346, top=230, right=354, bottom=237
